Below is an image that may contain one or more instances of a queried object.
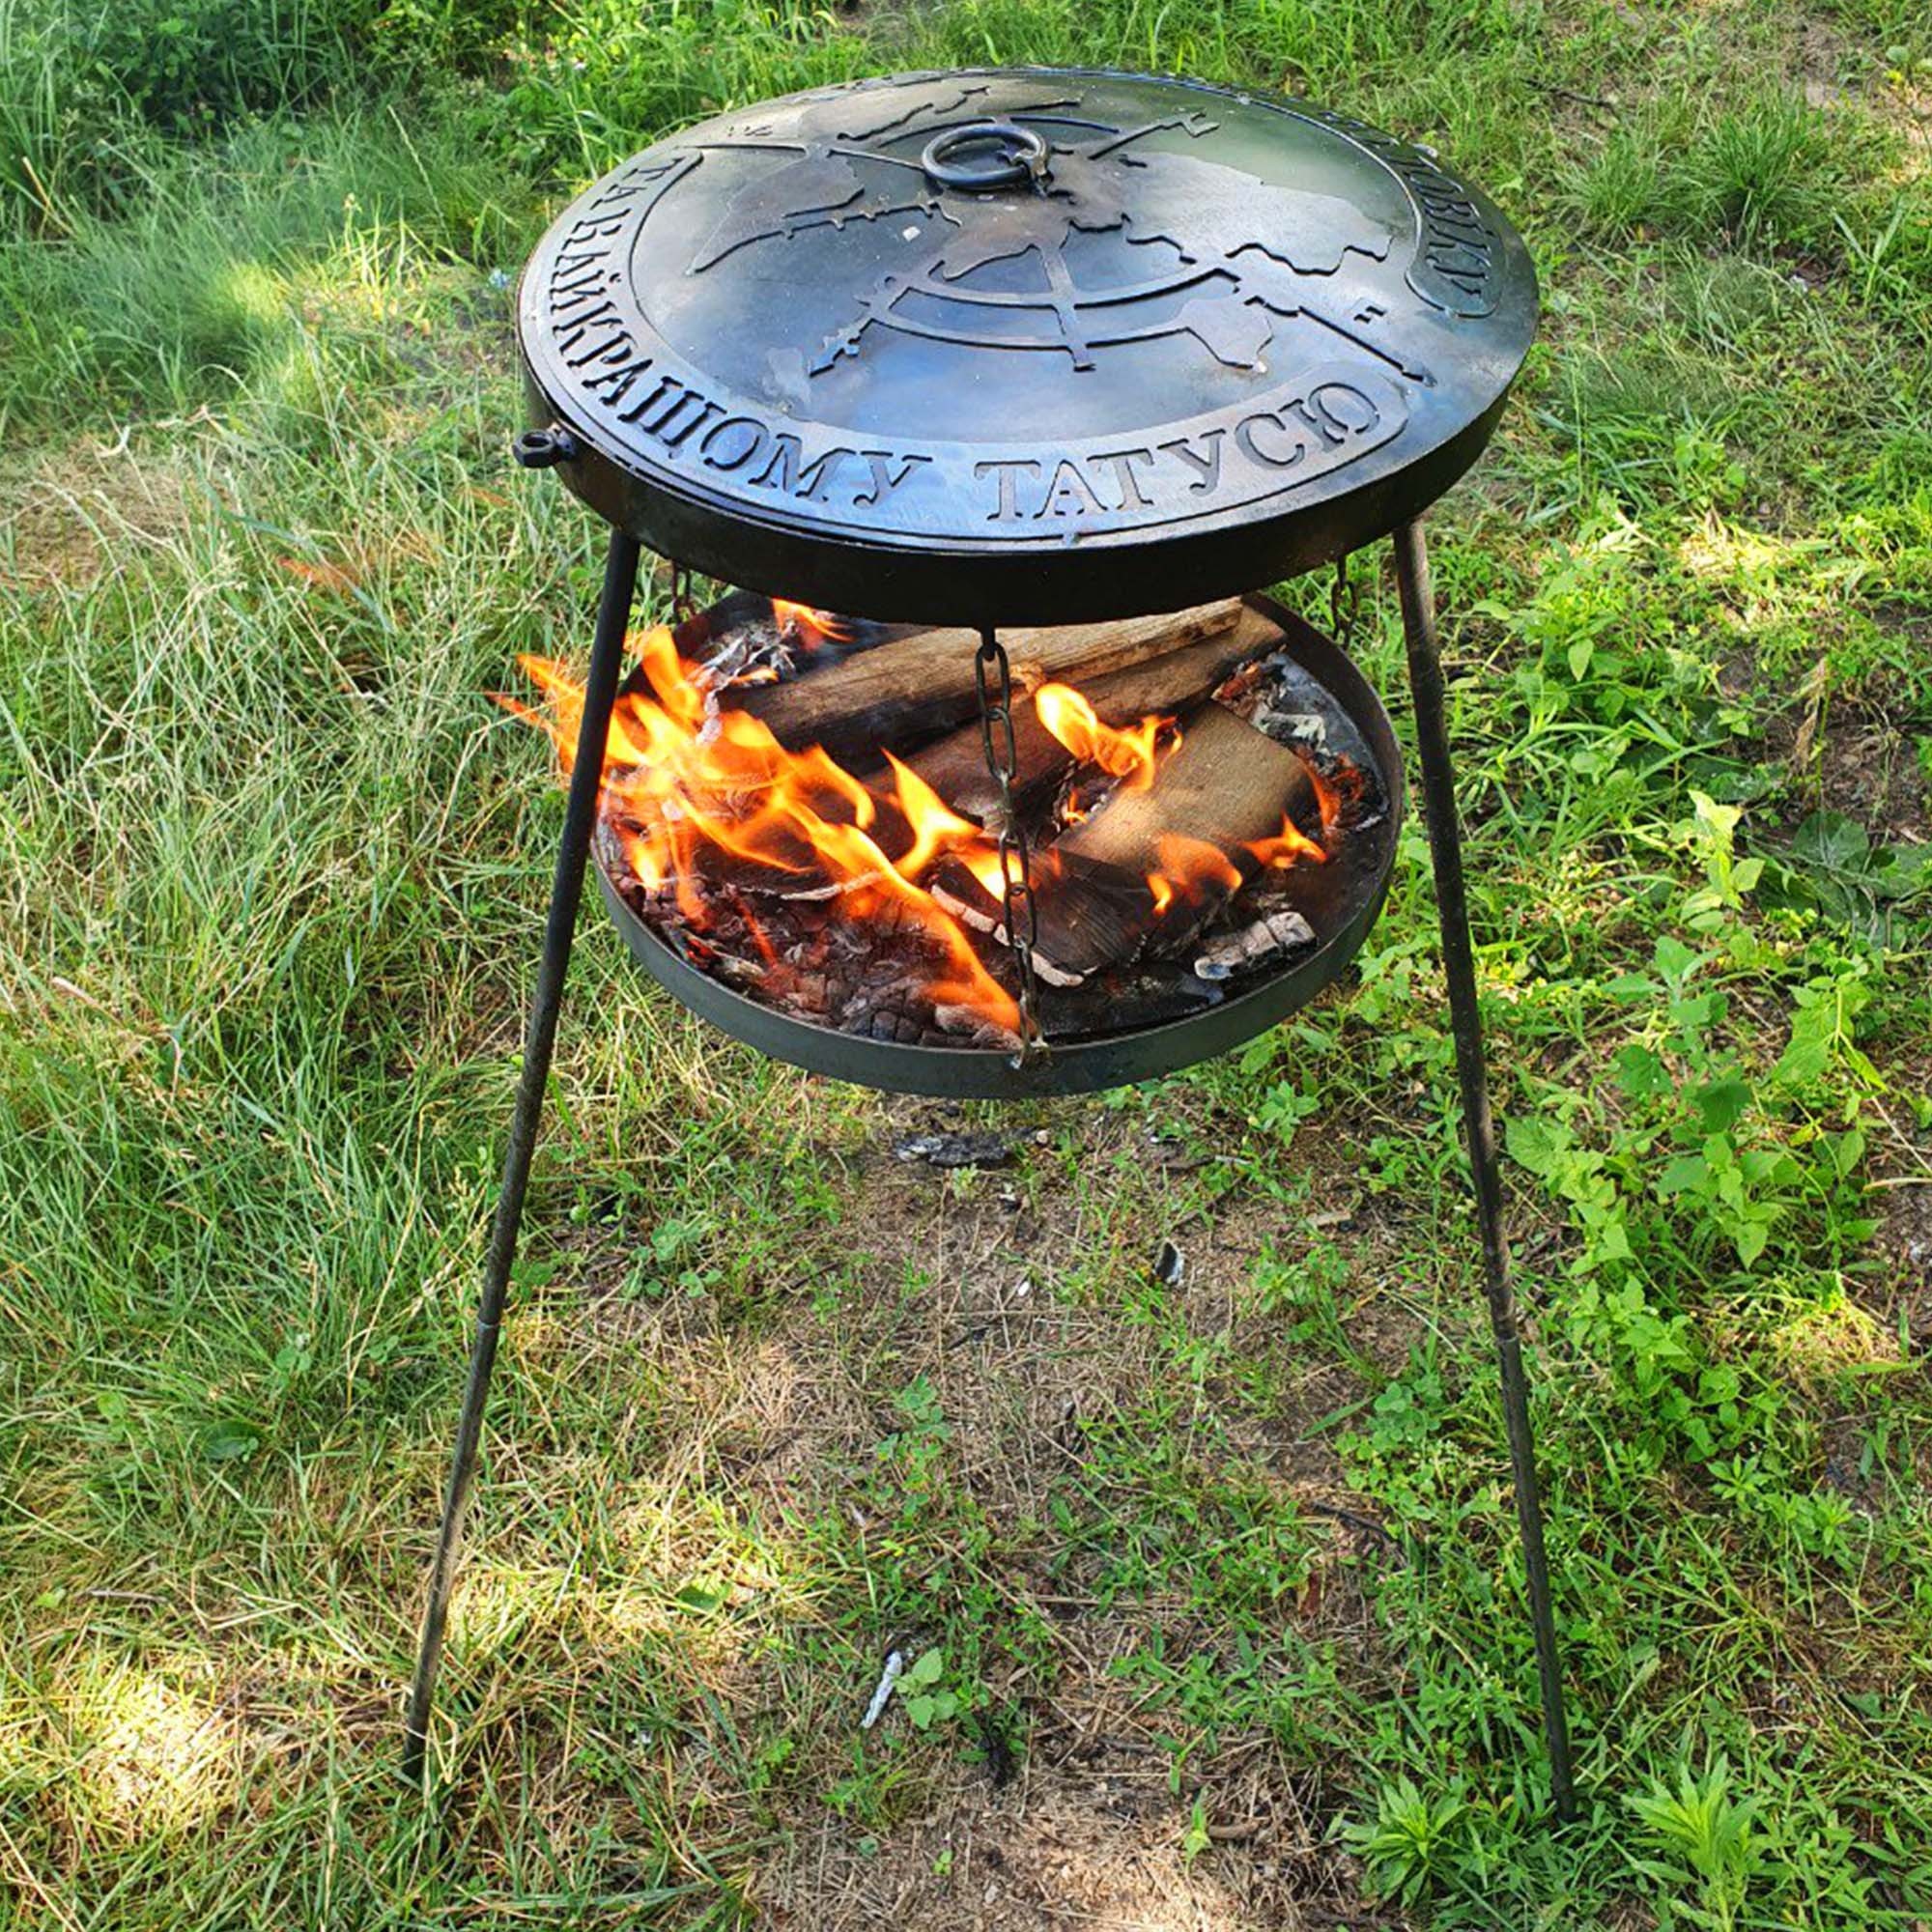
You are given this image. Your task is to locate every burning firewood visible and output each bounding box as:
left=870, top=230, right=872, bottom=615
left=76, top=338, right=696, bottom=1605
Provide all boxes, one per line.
left=675, top=591, right=919, bottom=690
left=724, top=598, right=1244, bottom=760
left=530, top=594, right=1347, bottom=1050
left=900, top=605, right=1287, bottom=825
left=1025, top=701, right=1321, bottom=983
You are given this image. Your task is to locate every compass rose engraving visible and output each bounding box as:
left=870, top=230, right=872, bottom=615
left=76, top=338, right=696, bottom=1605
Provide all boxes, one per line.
left=679, top=92, right=1435, bottom=386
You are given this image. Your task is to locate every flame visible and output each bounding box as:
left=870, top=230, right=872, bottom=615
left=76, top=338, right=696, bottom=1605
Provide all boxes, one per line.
left=1308, top=753, right=1366, bottom=838
left=770, top=598, right=854, bottom=645
left=1034, top=682, right=1169, bottom=789
left=1246, top=813, right=1327, bottom=869
left=1144, top=833, right=1248, bottom=927
left=507, top=626, right=1018, bottom=1030
left=881, top=751, right=980, bottom=878
left=1153, top=833, right=1243, bottom=902
left=1244, top=752, right=1335, bottom=869
left=505, top=615, right=1352, bottom=1031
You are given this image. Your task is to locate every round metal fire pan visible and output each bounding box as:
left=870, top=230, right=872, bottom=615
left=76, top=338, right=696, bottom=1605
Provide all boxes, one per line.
left=592, top=598, right=1404, bottom=1098
left=517, top=68, right=1536, bottom=629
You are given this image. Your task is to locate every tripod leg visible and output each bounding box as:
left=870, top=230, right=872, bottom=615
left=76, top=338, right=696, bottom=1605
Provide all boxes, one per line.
left=1391, top=520, right=1577, bottom=1822
left=403, top=527, right=642, bottom=1783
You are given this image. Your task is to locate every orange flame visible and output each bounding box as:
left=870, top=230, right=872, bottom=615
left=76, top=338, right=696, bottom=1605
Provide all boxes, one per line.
left=1155, top=834, right=1244, bottom=899
left=1034, top=682, right=1169, bottom=789
left=1246, top=814, right=1327, bottom=869
left=1305, top=753, right=1365, bottom=838
left=506, top=627, right=1017, bottom=1030
left=504, top=617, right=1348, bottom=1029
left=770, top=598, right=854, bottom=645
left=1144, top=833, right=1247, bottom=925
left=1242, top=753, right=1334, bottom=869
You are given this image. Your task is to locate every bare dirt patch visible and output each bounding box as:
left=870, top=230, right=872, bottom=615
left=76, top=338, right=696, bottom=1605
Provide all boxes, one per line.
left=1810, top=692, right=1932, bottom=852
left=766, top=1764, right=1395, bottom=1930
left=1872, top=1164, right=1932, bottom=1344
left=1, top=440, right=202, bottom=590
left=562, top=1090, right=1407, bottom=1926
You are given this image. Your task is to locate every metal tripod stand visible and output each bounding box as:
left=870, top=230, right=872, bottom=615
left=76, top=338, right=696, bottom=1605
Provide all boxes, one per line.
left=401, top=521, right=1578, bottom=1821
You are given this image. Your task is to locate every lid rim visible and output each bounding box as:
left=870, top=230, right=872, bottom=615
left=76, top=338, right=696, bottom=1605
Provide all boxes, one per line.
left=516, top=67, right=1538, bottom=616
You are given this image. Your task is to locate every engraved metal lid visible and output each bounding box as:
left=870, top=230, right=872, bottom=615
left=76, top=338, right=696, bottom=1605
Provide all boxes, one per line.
left=518, top=68, right=1537, bottom=623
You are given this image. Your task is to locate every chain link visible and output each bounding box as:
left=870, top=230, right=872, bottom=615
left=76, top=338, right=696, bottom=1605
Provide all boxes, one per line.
left=1329, top=552, right=1363, bottom=653
left=669, top=561, right=695, bottom=626
left=973, top=629, right=1045, bottom=1062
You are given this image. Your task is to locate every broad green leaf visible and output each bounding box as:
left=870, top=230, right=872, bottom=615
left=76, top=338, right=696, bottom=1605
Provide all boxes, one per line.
left=1874, top=843, right=1932, bottom=900
left=1605, top=972, right=1661, bottom=1002
left=1793, top=811, right=1870, bottom=871
left=1658, top=1155, right=1708, bottom=1196
left=1614, top=1044, right=1674, bottom=1100
left=1692, top=1079, right=1751, bottom=1133
left=1593, top=1219, right=1634, bottom=1264
left=1772, top=1028, right=1832, bottom=1089
left=1653, top=935, right=1701, bottom=985
left=1691, top=790, right=1742, bottom=838
left=202, top=1420, right=261, bottom=1463
left=1505, top=1116, right=1570, bottom=1176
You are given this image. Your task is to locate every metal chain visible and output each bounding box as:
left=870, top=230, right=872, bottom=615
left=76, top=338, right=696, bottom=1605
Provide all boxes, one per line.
left=669, top=561, right=695, bottom=626
left=974, top=629, right=1045, bottom=1062
left=1330, top=552, right=1364, bottom=653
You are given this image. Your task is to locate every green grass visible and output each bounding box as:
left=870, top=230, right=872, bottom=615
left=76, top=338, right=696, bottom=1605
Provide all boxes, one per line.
left=2, top=0, right=1931, bottom=1926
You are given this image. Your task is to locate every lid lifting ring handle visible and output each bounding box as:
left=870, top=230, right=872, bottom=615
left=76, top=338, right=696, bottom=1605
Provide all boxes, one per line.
left=920, top=121, right=1050, bottom=192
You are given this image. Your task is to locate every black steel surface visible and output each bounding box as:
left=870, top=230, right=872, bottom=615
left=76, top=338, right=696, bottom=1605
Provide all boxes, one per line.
left=1394, top=523, right=1576, bottom=1818
left=405, top=529, right=641, bottom=1782
left=518, top=69, right=1537, bottom=624
left=594, top=596, right=1401, bottom=1098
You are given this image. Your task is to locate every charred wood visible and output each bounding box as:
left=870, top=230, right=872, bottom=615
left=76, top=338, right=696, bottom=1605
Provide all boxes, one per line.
left=1192, top=908, right=1317, bottom=980
left=900, top=605, right=1286, bottom=824
left=725, top=599, right=1243, bottom=759
left=1026, top=702, right=1319, bottom=983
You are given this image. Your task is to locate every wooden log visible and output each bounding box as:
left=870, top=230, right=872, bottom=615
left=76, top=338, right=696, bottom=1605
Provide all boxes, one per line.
left=675, top=593, right=922, bottom=689
left=900, top=604, right=1287, bottom=824
left=1027, top=702, right=1317, bottom=983
left=725, top=599, right=1243, bottom=759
